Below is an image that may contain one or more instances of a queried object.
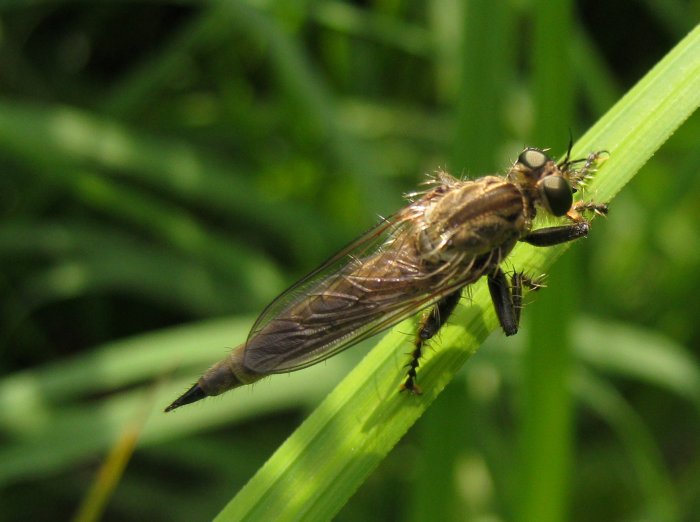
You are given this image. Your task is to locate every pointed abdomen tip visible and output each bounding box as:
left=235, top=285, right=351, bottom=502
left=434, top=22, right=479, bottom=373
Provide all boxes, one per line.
left=165, top=382, right=207, bottom=412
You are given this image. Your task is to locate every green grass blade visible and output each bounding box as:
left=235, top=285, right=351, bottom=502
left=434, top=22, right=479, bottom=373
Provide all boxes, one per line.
left=0, top=317, right=360, bottom=487
left=575, top=318, right=700, bottom=409
left=0, top=99, right=329, bottom=257
left=214, top=25, right=700, bottom=521
left=519, top=2, right=576, bottom=521
left=575, top=370, right=679, bottom=521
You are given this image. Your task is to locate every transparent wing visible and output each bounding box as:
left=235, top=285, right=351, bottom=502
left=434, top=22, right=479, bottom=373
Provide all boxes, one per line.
left=246, top=210, right=403, bottom=343
left=242, top=200, right=495, bottom=374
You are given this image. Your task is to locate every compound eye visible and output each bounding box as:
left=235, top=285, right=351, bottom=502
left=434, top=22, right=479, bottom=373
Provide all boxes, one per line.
left=541, top=176, right=573, bottom=216
left=518, top=148, right=549, bottom=169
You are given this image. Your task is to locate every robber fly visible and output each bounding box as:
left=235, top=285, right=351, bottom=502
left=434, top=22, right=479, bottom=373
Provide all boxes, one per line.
left=165, top=147, right=607, bottom=412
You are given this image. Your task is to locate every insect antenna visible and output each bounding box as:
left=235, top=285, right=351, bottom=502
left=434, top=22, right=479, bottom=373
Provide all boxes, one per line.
left=564, top=130, right=574, bottom=165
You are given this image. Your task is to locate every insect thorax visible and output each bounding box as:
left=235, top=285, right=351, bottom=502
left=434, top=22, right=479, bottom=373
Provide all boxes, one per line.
left=415, top=176, right=529, bottom=268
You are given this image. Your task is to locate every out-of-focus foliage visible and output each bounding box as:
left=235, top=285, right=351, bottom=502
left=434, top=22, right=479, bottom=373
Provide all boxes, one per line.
left=0, top=2, right=698, bottom=522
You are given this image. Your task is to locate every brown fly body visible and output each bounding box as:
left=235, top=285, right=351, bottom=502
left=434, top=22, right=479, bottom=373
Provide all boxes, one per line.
left=166, top=147, right=607, bottom=412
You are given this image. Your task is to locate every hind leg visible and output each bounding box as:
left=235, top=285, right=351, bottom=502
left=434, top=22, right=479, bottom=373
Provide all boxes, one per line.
left=401, top=289, right=462, bottom=394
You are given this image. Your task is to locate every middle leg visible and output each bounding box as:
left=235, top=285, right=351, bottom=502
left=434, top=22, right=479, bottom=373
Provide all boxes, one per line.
left=488, top=268, right=543, bottom=336
left=488, top=267, right=519, bottom=336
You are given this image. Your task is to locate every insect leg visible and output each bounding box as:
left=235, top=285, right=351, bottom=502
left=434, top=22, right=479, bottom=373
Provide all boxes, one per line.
left=562, top=150, right=608, bottom=189
left=488, top=267, right=519, bottom=336
left=401, top=289, right=462, bottom=394
left=511, top=272, right=524, bottom=327
left=511, top=272, right=544, bottom=325
left=520, top=222, right=590, bottom=247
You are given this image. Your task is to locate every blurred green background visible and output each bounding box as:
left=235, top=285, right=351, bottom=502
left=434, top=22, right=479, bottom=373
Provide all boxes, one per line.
left=1, top=1, right=699, bottom=521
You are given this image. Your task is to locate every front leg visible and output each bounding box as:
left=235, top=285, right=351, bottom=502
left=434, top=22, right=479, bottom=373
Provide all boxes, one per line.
left=567, top=201, right=609, bottom=222
left=520, top=197, right=607, bottom=247
left=520, top=222, right=590, bottom=247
